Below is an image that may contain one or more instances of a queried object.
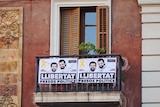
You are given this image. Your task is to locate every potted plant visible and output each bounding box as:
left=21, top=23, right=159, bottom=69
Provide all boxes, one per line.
left=78, top=42, right=106, bottom=55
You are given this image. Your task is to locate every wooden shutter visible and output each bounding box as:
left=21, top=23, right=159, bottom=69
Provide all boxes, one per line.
left=61, top=10, right=71, bottom=55
left=96, top=6, right=109, bottom=53
left=60, top=8, right=80, bottom=55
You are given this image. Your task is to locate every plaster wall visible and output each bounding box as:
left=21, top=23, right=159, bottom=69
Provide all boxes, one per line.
left=112, top=0, right=141, bottom=107
left=139, top=0, right=160, bottom=107
left=0, top=0, right=141, bottom=107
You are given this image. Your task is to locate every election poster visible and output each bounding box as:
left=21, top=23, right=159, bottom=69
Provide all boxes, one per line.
left=78, top=57, right=117, bottom=83
left=38, top=58, right=77, bottom=84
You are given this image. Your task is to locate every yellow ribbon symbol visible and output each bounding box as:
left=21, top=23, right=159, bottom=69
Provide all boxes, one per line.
left=41, top=60, right=46, bottom=67
left=79, top=59, right=85, bottom=67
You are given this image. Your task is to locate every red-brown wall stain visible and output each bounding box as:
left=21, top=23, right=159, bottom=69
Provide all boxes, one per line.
left=112, top=0, right=141, bottom=107
left=0, top=0, right=141, bottom=107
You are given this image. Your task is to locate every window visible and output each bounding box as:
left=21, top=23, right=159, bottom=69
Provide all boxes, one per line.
left=60, top=6, right=109, bottom=55
left=50, top=0, right=111, bottom=55
left=85, top=11, right=96, bottom=44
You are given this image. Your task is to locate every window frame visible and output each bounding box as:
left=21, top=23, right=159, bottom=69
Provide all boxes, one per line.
left=50, top=0, right=111, bottom=55
left=80, top=7, right=96, bottom=45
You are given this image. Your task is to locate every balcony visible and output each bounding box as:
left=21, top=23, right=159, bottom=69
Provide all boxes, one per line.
left=34, top=54, right=123, bottom=106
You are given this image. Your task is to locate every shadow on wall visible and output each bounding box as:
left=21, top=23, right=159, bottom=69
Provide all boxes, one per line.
left=121, top=57, right=130, bottom=107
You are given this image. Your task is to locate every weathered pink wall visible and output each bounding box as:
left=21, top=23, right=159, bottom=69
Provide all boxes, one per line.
left=0, top=0, right=141, bottom=107
left=22, top=1, right=50, bottom=107
left=0, top=0, right=50, bottom=107
left=112, top=0, right=141, bottom=107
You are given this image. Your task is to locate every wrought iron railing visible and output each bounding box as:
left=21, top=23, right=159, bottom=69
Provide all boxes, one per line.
left=35, top=54, right=123, bottom=92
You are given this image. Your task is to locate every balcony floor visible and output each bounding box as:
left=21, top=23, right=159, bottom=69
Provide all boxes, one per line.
left=34, top=91, right=122, bottom=104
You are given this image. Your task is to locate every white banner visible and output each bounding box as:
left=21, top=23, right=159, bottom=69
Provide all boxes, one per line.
left=38, top=58, right=77, bottom=84
left=38, top=57, right=117, bottom=84
left=78, top=58, right=117, bottom=83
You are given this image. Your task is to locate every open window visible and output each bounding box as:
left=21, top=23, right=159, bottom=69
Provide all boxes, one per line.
left=60, top=6, right=109, bottom=55
left=50, top=0, right=111, bottom=55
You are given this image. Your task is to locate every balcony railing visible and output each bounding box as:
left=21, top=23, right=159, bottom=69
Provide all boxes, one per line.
left=35, top=54, right=123, bottom=92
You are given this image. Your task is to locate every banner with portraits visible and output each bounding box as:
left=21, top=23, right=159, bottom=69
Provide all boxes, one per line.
left=38, top=58, right=77, bottom=84
left=78, top=58, right=117, bottom=83
left=38, top=57, right=117, bottom=84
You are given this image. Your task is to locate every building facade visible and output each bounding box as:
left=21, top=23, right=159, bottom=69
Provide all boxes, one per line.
left=0, top=0, right=150, bottom=107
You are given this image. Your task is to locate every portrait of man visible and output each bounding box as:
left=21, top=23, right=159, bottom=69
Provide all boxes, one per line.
left=51, top=62, right=58, bottom=72
left=97, top=58, right=105, bottom=69
left=89, top=61, right=97, bottom=72
left=59, top=59, right=66, bottom=70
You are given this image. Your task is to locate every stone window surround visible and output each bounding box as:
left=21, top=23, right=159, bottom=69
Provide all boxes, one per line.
left=50, top=0, right=111, bottom=55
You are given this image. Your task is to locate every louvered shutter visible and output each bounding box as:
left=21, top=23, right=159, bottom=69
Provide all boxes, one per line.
left=60, top=10, right=71, bottom=55
left=71, top=8, right=80, bottom=55
left=60, top=8, right=80, bottom=55
left=96, top=6, right=109, bottom=53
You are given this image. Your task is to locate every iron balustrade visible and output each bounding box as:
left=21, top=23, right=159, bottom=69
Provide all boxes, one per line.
left=35, top=54, right=123, bottom=92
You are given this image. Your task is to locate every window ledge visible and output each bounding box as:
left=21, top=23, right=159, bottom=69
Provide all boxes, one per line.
left=138, top=0, right=160, bottom=5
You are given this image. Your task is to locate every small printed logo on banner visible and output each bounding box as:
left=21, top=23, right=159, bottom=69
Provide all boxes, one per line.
left=68, top=60, right=77, bottom=63
left=107, top=59, right=116, bottom=62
